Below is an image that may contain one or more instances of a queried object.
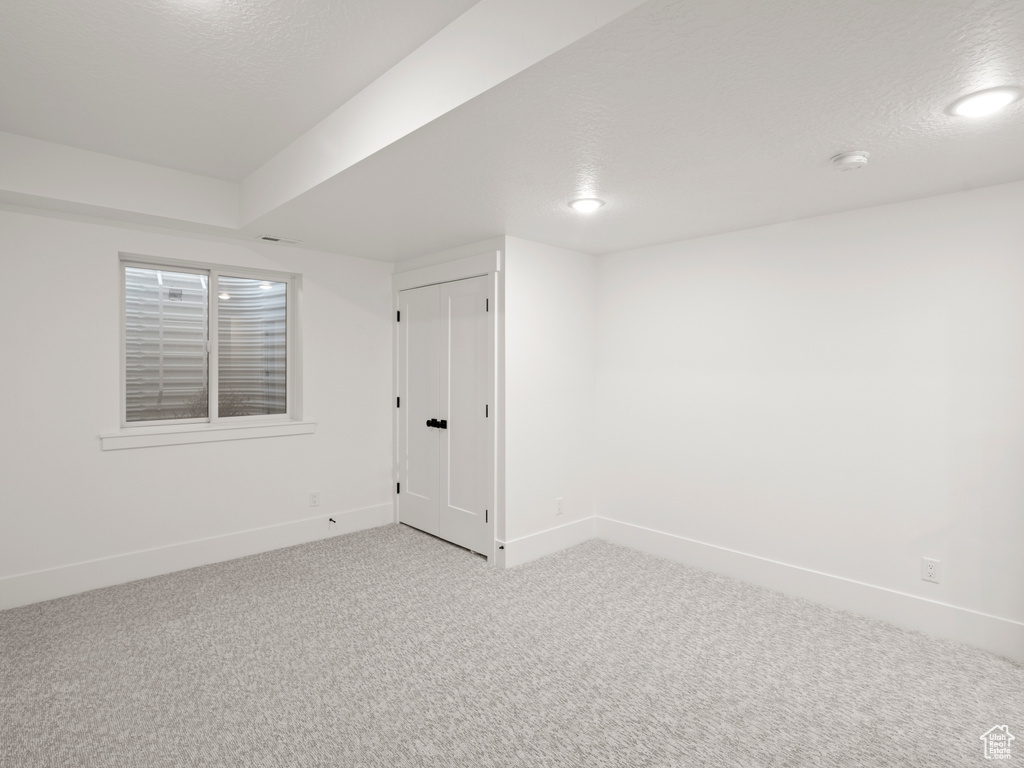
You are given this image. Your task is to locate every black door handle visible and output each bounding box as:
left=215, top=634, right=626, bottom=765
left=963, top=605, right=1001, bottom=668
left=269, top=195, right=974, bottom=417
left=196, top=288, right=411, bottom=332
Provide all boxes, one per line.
left=426, top=418, right=437, bottom=428
left=425, top=418, right=448, bottom=429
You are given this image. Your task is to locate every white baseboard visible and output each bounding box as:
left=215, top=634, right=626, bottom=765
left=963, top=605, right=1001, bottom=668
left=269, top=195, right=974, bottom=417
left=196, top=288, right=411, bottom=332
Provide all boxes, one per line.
left=0, top=504, right=393, bottom=611
left=597, top=517, right=1024, bottom=664
left=497, top=516, right=597, bottom=569
left=10, top=509, right=1019, bottom=664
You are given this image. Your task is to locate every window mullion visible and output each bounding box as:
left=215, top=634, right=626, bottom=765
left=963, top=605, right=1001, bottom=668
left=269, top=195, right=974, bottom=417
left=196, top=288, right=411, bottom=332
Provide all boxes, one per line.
left=209, top=272, right=220, bottom=424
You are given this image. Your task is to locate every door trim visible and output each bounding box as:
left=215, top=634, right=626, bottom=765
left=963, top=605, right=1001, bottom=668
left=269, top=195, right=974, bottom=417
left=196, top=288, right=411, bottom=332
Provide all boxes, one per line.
left=393, top=250, right=500, bottom=291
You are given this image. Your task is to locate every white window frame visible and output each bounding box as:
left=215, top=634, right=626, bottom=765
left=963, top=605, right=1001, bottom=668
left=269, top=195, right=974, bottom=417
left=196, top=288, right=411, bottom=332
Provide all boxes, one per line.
left=101, top=254, right=313, bottom=450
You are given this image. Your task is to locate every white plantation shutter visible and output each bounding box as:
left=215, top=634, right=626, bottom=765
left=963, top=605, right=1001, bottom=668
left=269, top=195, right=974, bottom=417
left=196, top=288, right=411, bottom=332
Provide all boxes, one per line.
left=124, top=267, right=209, bottom=422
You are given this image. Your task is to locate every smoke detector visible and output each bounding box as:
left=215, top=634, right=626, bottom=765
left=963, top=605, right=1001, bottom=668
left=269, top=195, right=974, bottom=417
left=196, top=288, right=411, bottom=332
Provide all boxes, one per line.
left=831, top=151, right=869, bottom=171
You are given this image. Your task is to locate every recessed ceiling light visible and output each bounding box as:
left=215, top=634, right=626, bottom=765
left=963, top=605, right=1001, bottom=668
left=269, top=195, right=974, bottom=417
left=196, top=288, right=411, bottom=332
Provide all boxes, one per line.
left=569, top=198, right=605, bottom=213
left=218, top=292, right=230, bottom=300
left=947, top=87, right=1022, bottom=117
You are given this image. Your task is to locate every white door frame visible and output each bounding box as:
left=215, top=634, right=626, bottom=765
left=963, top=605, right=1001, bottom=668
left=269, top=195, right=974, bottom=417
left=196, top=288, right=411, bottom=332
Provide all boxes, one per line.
left=392, top=250, right=503, bottom=562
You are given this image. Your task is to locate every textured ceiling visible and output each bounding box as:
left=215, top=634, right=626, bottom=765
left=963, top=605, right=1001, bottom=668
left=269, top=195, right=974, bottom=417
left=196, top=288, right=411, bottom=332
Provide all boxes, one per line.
left=0, top=0, right=479, bottom=179
left=250, top=0, right=1024, bottom=258
left=2, top=0, right=1024, bottom=259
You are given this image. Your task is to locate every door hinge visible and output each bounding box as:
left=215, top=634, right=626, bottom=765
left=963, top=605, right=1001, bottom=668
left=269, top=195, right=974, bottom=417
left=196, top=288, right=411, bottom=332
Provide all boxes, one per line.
left=486, top=298, right=489, bottom=312
left=396, top=396, right=400, bottom=408
left=485, top=510, right=488, bottom=523
left=396, top=482, right=400, bottom=494
left=396, top=310, right=401, bottom=322
left=485, top=404, right=488, bottom=418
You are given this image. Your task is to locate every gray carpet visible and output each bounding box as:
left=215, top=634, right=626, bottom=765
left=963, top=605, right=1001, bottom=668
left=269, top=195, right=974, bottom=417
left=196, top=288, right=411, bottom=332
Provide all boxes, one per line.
left=1, top=523, right=1020, bottom=767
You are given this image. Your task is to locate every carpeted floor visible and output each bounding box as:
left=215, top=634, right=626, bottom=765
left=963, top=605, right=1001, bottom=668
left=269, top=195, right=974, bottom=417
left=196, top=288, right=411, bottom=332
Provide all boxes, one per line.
left=1, top=523, right=1020, bottom=767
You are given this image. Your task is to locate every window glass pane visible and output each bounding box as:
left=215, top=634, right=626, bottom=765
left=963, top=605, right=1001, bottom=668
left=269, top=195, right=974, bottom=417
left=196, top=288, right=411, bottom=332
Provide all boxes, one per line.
left=125, top=267, right=209, bottom=422
left=217, top=277, right=287, bottom=417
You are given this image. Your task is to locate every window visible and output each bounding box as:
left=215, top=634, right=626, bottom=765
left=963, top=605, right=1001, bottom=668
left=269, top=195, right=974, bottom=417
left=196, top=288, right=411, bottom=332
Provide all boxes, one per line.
left=120, top=257, right=298, bottom=430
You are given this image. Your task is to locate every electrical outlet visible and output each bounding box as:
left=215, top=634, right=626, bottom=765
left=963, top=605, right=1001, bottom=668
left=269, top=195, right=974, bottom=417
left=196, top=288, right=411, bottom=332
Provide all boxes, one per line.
left=921, top=557, right=940, bottom=584
left=310, top=491, right=320, bottom=508
left=555, top=497, right=564, bottom=516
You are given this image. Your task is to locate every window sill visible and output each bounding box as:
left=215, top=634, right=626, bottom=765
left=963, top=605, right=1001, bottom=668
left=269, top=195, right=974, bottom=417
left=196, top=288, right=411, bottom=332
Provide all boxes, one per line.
left=100, top=420, right=316, bottom=451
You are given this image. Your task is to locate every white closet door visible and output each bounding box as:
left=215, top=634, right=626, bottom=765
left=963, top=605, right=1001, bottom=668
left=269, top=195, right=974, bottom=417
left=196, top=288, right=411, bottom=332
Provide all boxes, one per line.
left=397, top=283, right=440, bottom=535
left=438, top=276, right=490, bottom=554
left=397, top=275, right=491, bottom=555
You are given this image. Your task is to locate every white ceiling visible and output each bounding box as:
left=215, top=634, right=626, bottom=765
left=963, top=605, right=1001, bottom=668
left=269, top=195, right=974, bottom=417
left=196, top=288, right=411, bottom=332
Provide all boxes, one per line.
left=2, top=0, right=1023, bottom=261
left=0, top=0, right=480, bottom=180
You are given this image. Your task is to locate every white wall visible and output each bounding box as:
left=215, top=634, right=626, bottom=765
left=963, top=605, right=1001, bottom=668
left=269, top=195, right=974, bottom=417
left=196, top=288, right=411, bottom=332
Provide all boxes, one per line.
left=597, top=182, right=1024, bottom=651
left=0, top=208, right=393, bottom=608
left=503, top=237, right=598, bottom=556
